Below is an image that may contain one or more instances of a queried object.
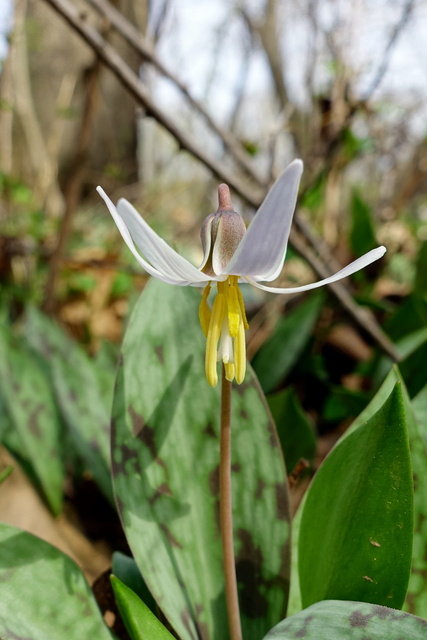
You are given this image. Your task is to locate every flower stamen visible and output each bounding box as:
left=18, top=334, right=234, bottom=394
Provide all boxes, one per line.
left=199, top=282, right=212, bottom=337
left=235, top=285, right=249, bottom=330
left=224, top=362, right=235, bottom=382
left=227, top=276, right=241, bottom=338
left=205, top=290, right=225, bottom=387
left=201, top=277, right=248, bottom=387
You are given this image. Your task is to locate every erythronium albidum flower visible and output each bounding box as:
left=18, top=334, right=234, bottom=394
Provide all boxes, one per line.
left=97, top=160, right=386, bottom=387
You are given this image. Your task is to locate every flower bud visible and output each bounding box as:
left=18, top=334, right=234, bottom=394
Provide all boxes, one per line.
left=200, top=184, right=246, bottom=275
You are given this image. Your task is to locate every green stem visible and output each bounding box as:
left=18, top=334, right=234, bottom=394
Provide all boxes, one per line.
left=220, top=366, right=242, bottom=640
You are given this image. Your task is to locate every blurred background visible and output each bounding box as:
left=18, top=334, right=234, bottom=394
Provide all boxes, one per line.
left=1, top=0, right=425, bottom=324
left=1, top=0, right=427, bottom=612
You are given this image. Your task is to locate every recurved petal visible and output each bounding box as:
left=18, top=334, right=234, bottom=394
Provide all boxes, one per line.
left=222, top=159, right=303, bottom=278
left=96, top=187, right=182, bottom=284
left=116, top=198, right=212, bottom=284
left=97, top=187, right=210, bottom=285
left=248, top=246, right=387, bottom=294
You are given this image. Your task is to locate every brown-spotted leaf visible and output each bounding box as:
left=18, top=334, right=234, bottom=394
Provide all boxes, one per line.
left=24, top=307, right=113, bottom=502
left=0, top=522, right=113, bottom=639
left=111, top=279, right=290, bottom=640
left=0, top=324, right=64, bottom=514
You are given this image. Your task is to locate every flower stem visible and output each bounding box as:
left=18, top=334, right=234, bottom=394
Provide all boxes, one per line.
left=220, top=366, right=242, bottom=640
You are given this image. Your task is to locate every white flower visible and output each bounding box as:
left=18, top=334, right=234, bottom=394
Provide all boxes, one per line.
left=97, top=160, right=386, bottom=387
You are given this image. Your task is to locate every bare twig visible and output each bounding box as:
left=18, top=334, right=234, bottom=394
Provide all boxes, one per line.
left=42, top=0, right=262, bottom=198
left=362, top=0, right=416, bottom=101
left=241, top=0, right=288, bottom=109
left=40, top=0, right=399, bottom=361
left=86, top=0, right=264, bottom=185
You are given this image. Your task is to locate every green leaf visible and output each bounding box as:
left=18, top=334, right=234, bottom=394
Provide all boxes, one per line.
left=252, top=292, right=324, bottom=394
left=111, top=575, right=175, bottom=640
left=412, top=384, right=427, bottom=447
left=349, top=191, right=377, bottom=257
left=414, top=240, right=427, bottom=296
left=0, top=522, right=113, bottom=639
left=373, top=327, right=427, bottom=398
left=399, top=335, right=427, bottom=398
left=0, top=325, right=64, bottom=514
left=298, top=383, right=413, bottom=609
left=267, top=387, right=316, bottom=472
left=286, top=497, right=304, bottom=618
left=112, top=552, right=157, bottom=614
left=347, top=366, right=427, bottom=617
left=24, top=307, right=113, bottom=502
left=322, top=385, right=369, bottom=423
left=384, top=295, right=427, bottom=342
left=111, top=279, right=290, bottom=640
left=262, top=600, right=427, bottom=639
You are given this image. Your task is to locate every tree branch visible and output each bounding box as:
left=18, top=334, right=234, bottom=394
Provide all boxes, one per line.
left=39, top=0, right=399, bottom=361
left=362, top=0, right=416, bottom=101
left=86, top=0, right=264, bottom=185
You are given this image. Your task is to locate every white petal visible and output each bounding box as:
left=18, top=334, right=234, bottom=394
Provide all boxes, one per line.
left=97, top=187, right=209, bottom=285
left=248, top=246, right=387, bottom=294
left=223, top=159, right=303, bottom=278
left=97, top=187, right=182, bottom=284
left=117, top=199, right=211, bottom=284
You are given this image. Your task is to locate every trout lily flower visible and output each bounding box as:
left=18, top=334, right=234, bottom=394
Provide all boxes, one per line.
left=97, top=160, right=386, bottom=387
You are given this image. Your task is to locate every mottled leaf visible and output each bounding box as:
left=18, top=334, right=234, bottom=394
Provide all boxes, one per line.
left=0, top=522, right=113, bottom=640
left=112, top=279, right=290, bottom=640
left=263, top=600, right=427, bottom=639
left=299, top=383, right=413, bottom=609
left=252, top=292, right=324, bottom=394
left=0, top=325, right=64, bottom=514
left=111, top=575, right=175, bottom=640
left=24, top=306, right=113, bottom=502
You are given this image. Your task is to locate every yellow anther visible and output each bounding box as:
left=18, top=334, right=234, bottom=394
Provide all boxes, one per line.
left=235, top=285, right=249, bottom=330
left=205, top=292, right=225, bottom=387
left=217, top=280, right=226, bottom=294
left=227, top=283, right=241, bottom=338
left=199, top=275, right=249, bottom=386
left=199, top=283, right=212, bottom=337
left=224, top=362, right=235, bottom=382
left=234, top=319, right=246, bottom=384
